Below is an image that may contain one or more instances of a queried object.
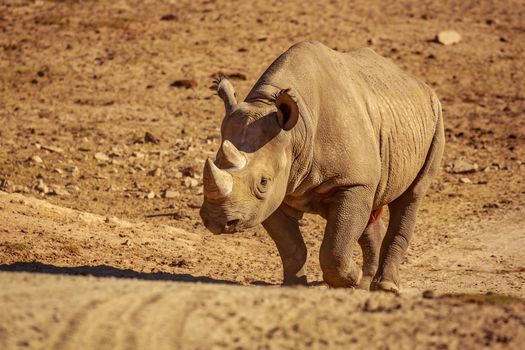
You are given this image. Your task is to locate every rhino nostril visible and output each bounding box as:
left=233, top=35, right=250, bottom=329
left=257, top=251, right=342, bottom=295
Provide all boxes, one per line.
left=226, top=219, right=240, bottom=227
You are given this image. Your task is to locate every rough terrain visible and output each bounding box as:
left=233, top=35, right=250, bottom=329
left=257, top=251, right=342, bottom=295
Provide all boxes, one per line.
left=0, top=0, right=524, bottom=349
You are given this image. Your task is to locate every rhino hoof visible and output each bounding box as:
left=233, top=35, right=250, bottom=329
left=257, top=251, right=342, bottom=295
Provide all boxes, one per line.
left=370, top=280, right=400, bottom=294
left=358, top=276, right=373, bottom=291
left=282, top=275, right=308, bottom=286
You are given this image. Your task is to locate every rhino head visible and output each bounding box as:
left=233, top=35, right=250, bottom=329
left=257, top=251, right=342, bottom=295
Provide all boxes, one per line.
left=200, top=78, right=300, bottom=234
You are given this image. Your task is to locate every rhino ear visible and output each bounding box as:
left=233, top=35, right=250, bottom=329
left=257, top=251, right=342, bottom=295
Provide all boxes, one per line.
left=275, top=89, right=299, bottom=131
left=213, top=76, right=237, bottom=115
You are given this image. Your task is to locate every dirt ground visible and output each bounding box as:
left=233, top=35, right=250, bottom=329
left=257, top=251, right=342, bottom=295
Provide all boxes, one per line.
left=0, top=0, right=524, bottom=349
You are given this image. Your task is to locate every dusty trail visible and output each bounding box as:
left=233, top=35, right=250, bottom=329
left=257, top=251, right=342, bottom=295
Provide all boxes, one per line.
left=1, top=192, right=524, bottom=349
left=1, top=272, right=525, bottom=350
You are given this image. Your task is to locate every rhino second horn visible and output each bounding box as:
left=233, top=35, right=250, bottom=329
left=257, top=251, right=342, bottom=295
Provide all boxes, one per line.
left=221, top=140, right=246, bottom=169
left=217, top=78, right=237, bottom=115
left=203, top=158, right=233, bottom=199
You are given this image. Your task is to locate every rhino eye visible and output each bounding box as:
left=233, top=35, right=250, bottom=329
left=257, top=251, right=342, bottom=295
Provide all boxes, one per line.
left=260, top=177, right=268, bottom=187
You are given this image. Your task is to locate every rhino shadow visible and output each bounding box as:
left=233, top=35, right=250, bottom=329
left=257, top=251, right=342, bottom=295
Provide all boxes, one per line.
left=0, top=261, right=250, bottom=285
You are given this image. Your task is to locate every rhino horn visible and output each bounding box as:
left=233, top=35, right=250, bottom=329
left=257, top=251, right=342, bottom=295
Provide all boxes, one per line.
left=220, top=140, right=246, bottom=169
left=214, top=77, right=237, bottom=115
left=203, top=158, right=233, bottom=199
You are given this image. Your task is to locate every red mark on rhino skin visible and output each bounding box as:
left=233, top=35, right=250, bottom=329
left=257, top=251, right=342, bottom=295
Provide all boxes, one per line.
left=369, top=207, right=383, bottom=224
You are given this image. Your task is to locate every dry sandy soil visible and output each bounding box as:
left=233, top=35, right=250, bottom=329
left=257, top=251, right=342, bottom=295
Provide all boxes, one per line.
left=0, top=0, right=524, bottom=349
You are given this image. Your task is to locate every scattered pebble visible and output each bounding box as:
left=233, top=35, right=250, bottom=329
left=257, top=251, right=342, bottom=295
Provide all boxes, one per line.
left=187, top=198, right=202, bottom=209
left=160, top=14, right=178, bottom=21
left=94, top=152, right=110, bottom=162
left=41, top=145, right=64, bottom=154
left=170, top=79, right=197, bottom=89
left=459, top=177, right=472, bottom=184
left=448, top=159, right=479, bottom=174
left=65, top=166, right=79, bottom=174
left=12, top=185, right=29, bottom=193
left=35, top=179, right=49, bottom=194
left=144, top=132, right=160, bottom=144
left=147, top=167, right=163, bottom=177
left=184, top=177, right=199, bottom=188
left=163, top=189, right=179, bottom=199
left=0, top=178, right=9, bottom=190
left=29, top=155, right=43, bottom=164
left=50, top=186, right=70, bottom=197
left=131, top=151, right=145, bottom=160
left=65, top=183, right=80, bottom=191
left=436, top=30, right=461, bottom=45
left=146, top=191, right=156, bottom=199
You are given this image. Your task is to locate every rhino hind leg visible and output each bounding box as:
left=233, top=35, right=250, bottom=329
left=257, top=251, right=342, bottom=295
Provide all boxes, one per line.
left=262, top=206, right=308, bottom=286
left=357, top=216, right=386, bottom=291
left=372, top=112, right=444, bottom=293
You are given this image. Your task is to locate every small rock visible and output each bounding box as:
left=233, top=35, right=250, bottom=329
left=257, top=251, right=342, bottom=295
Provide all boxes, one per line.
left=94, top=152, right=110, bottom=162
left=180, top=166, right=197, bottom=178
left=29, top=155, right=43, bottom=164
left=131, top=151, right=145, bottom=159
left=41, top=145, right=64, bottom=154
left=163, top=189, right=179, bottom=199
left=122, top=239, right=133, bottom=246
left=0, top=178, right=9, bottom=190
left=65, top=166, right=79, bottom=174
left=184, top=177, right=199, bottom=188
left=53, top=168, right=63, bottom=174
left=93, top=174, right=107, bottom=180
left=35, top=179, right=49, bottom=194
left=187, top=198, right=202, bottom=208
left=436, top=30, right=461, bottom=45
left=196, top=186, right=203, bottom=195
left=160, top=14, right=178, bottom=21
left=422, top=290, right=435, bottom=299
left=448, top=159, right=478, bottom=174
left=65, top=183, right=80, bottom=191
left=147, top=167, right=163, bottom=177
left=146, top=191, right=156, bottom=199
left=144, top=132, right=160, bottom=144
left=12, top=185, right=29, bottom=193
left=459, top=177, right=472, bottom=184
left=170, top=79, right=197, bottom=89
left=50, top=186, right=70, bottom=196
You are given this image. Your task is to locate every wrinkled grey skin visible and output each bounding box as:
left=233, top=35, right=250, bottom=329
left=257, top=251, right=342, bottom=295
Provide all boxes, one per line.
left=200, top=41, right=444, bottom=293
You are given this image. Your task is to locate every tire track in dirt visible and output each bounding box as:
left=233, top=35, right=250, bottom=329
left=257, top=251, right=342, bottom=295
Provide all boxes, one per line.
left=48, top=298, right=108, bottom=350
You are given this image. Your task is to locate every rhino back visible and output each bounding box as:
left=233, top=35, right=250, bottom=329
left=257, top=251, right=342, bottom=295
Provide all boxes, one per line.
left=249, top=41, right=440, bottom=208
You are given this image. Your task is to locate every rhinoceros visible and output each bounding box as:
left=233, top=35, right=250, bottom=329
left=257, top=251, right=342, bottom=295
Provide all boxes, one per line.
left=200, top=41, right=444, bottom=293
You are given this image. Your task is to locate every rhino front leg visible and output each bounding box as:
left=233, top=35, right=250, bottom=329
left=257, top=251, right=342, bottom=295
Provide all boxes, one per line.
left=320, top=187, right=374, bottom=288
left=262, top=205, right=308, bottom=286
left=357, top=215, right=385, bottom=290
